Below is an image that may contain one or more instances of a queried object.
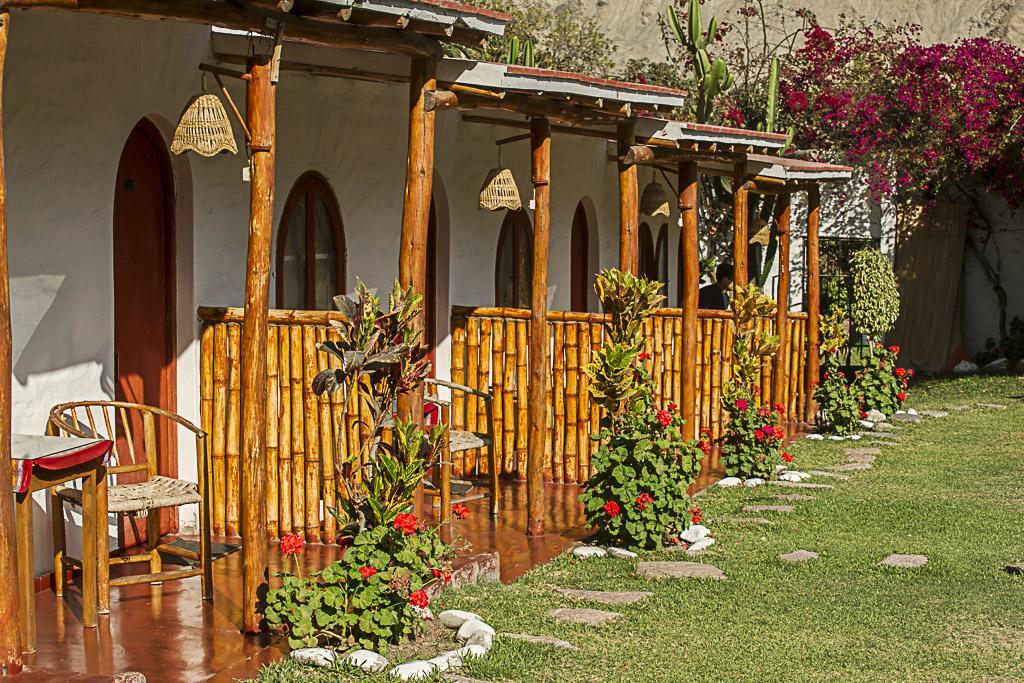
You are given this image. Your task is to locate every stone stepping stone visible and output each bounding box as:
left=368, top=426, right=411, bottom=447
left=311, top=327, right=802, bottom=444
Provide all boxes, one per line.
left=978, top=403, right=1008, bottom=409
left=1003, top=563, right=1024, bottom=576
left=547, top=607, right=621, bottom=625
left=499, top=632, right=578, bottom=651
left=891, top=413, right=922, bottom=423
left=845, top=454, right=876, bottom=464
left=742, top=504, right=794, bottom=513
left=808, top=469, right=851, bottom=481
left=780, top=550, right=819, bottom=562
left=946, top=404, right=971, bottom=411
left=862, top=432, right=899, bottom=440
left=834, top=462, right=872, bottom=472
left=918, top=409, right=949, bottom=418
left=552, top=587, right=652, bottom=605
left=873, top=422, right=900, bottom=433
left=776, top=493, right=816, bottom=501
left=768, top=481, right=834, bottom=489
left=879, top=553, right=928, bottom=568
left=708, top=516, right=772, bottom=526
left=845, top=447, right=881, bottom=457
left=636, top=561, right=727, bottom=580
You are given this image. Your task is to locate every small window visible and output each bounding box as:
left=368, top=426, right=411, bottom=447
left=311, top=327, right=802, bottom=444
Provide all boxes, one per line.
left=276, top=172, right=346, bottom=310
left=496, top=209, right=533, bottom=308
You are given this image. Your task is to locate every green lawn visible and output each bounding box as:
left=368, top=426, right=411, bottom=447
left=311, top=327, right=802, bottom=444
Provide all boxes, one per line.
left=253, top=375, right=1024, bottom=683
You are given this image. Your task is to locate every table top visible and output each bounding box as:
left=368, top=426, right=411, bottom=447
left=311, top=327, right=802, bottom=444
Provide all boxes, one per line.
left=12, top=434, right=110, bottom=462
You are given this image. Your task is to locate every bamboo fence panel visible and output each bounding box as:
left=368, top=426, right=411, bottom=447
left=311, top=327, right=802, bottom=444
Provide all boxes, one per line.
left=196, top=305, right=809, bottom=544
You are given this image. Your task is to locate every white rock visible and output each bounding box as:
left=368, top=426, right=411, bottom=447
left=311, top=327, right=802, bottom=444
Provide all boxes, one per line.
left=572, top=546, right=607, bottom=559
left=895, top=410, right=906, bottom=415
left=779, top=471, right=802, bottom=482
left=806, top=434, right=825, bottom=441
left=607, top=547, right=638, bottom=559
left=465, top=630, right=494, bottom=651
left=438, top=609, right=481, bottom=629
left=457, top=619, right=496, bottom=643
left=866, top=409, right=886, bottom=422
left=954, top=360, right=979, bottom=375
left=775, top=464, right=788, bottom=473
left=829, top=435, right=847, bottom=441
left=344, top=649, right=388, bottom=673
left=848, top=435, right=862, bottom=441
left=687, top=537, right=716, bottom=552
left=389, top=661, right=436, bottom=681
left=984, top=357, right=1009, bottom=374
left=681, top=524, right=710, bottom=543
left=429, top=650, right=466, bottom=671
left=907, top=408, right=918, bottom=416
left=718, top=476, right=743, bottom=487
left=290, top=648, right=337, bottom=668
left=859, top=420, right=874, bottom=429
left=744, top=477, right=765, bottom=487
left=455, top=644, right=489, bottom=659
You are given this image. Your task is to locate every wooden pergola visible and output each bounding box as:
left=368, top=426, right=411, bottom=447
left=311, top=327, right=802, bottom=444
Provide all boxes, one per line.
left=0, top=0, right=509, bottom=672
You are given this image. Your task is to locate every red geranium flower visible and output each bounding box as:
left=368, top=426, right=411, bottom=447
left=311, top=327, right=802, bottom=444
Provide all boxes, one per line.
left=773, top=403, right=786, bottom=414
left=359, top=565, right=377, bottom=579
left=393, top=512, right=418, bottom=536
left=888, top=345, right=900, bottom=354
left=279, top=533, right=304, bottom=556
left=432, top=568, right=452, bottom=583
left=782, top=452, right=793, bottom=463
left=860, top=411, right=868, bottom=419
left=735, top=398, right=749, bottom=411
left=895, top=367, right=907, bottom=378
left=603, top=501, right=621, bottom=518
left=773, top=426, right=784, bottom=439
left=409, top=589, right=429, bottom=609
left=908, top=369, right=915, bottom=377
left=451, top=503, right=469, bottom=520
left=755, top=429, right=766, bottom=442
left=635, top=492, right=654, bottom=511
left=690, top=506, right=703, bottom=524
left=897, top=392, right=907, bottom=402
left=698, top=438, right=711, bottom=456
left=638, top=352, right=651, bottom=361
left=656, top=410, right=672, bottom=427
left=667, top=402, right=677, bottom=411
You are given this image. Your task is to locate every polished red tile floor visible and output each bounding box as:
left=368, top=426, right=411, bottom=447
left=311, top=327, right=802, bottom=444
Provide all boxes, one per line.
left=12, top=429, right=805, bottom=682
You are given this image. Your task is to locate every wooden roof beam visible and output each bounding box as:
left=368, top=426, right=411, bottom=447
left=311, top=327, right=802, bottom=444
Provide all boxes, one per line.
left=425, top=88, right=628, bottom=126
left=620, top=144, right=744, bottom=166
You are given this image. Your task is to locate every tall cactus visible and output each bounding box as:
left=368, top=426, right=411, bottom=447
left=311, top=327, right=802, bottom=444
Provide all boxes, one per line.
left=667, top=0, right=733, bottom=123
left=506, top=35, right=535, bottom=67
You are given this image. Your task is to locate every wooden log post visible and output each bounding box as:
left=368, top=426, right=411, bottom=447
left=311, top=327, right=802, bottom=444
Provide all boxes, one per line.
left=239, top=54, right=276, bottom=635
left=0, top=11, right=22, bottom=675
left=617, top=120, right=639, bottom=274
left=732, top=161, right=749, bottom=293
left=804, top=186, right=822, bottom=422
left=398, top=57, right=437, bottom=425
left=678, top=161, right=700, bottom=440
left=526, top=117, right=551, bottom=537
left=771, top=193, right=792, bottom=409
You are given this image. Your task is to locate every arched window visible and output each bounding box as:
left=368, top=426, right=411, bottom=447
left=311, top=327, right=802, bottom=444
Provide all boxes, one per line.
left=570, top=202, right=590, bottom=312
left=495, top=209, right=533, bottom=308
left=276, top=172, right=346, bottom=310
left=640, top=222, right=669, bottom=295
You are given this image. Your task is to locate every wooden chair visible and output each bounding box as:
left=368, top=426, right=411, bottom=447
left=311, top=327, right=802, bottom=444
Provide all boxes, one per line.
left=423, top=378, right=499, bottom=520
left=47, top=401, right=213, bottom=612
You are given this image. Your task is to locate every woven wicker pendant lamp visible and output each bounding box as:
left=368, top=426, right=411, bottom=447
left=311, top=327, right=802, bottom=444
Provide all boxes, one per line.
left=479, top=145, right=521, bottom=211
left=640, top=169, right=670, bottom=217
left=171, top=74, right=238, bottom=157
left=748, top=216, right=771, bottom=245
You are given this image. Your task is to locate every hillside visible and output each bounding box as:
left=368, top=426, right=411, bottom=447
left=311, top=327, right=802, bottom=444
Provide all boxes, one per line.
left=562, top=0, right=1024, bottom=65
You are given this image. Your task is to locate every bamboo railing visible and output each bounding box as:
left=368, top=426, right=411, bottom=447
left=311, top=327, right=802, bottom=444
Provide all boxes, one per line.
left=197, top=304, right=808, bottom=541
left=449, top=306, right=809, bottom=484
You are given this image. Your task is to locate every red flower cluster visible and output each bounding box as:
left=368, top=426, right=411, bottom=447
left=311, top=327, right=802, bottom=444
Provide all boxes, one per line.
left=431, top=568, right=452, bottom=584
left=393, top=513, right=418, bottom=536
left=697, top=428, right=713, bottom=456
left=279, top=533, right=304, bottom=556
left=897, top=391, right=907, bottom=401
left=754, top=426, right=784, bottom=442
left=638, top=352, right=651, bottom=361
left=656, top=410, right=672, bottom=428
left=773, top=403, right=787, bottom=414
left=724, top=107, right=746, bottom=127
left=735, top=398, right=749, bottom=411
left=603, top=501, right=621, bottom=518
left=782, top=452, right=794, bottom=463
left=635, top=492, right=654, bottom=511
left=667, top=402, right=678, bottom=411
left=451, top=503, right=469, bottom=520
left=408, top=589, right=429, bottom=609
left=690, top=506, right=703, bottom=524
left=359, top=565, right=377, bottom=579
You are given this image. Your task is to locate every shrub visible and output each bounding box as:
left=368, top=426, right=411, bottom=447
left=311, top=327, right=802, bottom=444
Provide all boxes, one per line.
left=721, top=284, right=789, bottom=479
left=854, top=343, right=913, bottom=415
left=580, top=269, right=704, bottom=549
left=849, top=249, right=900, bottom=342
left=813, top=309, right=861, bottom=435
left=265, top=520, right=454, bottom=651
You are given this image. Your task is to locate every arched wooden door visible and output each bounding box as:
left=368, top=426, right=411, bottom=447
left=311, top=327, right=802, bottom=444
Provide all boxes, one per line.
left=495, top=209, right=533, bottom=308
left=113, top=119, right=177, bottom=542
left=570, top=202, right=590, bottom=312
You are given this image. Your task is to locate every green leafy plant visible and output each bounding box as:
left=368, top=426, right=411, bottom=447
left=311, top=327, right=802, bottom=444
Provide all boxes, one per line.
left=721, top=284, right=789, bottom=479
left=579, top=269, right=703, bottom=549
left=854, top=343, right=912, bottom=416
left=265, top=521, right=454, bottom=651
left=813, top=309, right=860, bottom=435
left=849, top=249, right=900, bottom=344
